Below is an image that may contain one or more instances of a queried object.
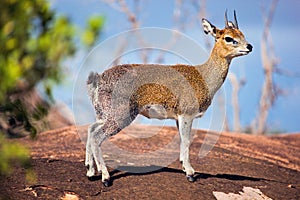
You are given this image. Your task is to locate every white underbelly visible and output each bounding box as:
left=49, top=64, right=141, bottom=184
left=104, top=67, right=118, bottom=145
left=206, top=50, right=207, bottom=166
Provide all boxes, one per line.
left=140, top=105, right=177, bottom=119
left=139, top=105, right=204, bottom=120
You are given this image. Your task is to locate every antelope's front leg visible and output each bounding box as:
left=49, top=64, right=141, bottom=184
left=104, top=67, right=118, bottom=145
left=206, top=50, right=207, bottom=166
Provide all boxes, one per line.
left=176, top=120, right=185, bottom=163
left=177, top=115, right=195, bottom=182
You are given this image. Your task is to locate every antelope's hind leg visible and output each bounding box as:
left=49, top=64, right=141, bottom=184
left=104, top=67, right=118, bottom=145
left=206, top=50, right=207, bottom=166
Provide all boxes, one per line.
left=86, top=121, right=107, bottom=178
left=86, top=116, right=136, bottom=187
left=86, top=120, right=112, bottom=186
left=85, top=125, right=96, bottom=178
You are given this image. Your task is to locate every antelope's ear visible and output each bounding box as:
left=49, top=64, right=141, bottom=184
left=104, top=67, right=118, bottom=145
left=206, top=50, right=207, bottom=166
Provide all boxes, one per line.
left=202, top=19, right=217, bottom=38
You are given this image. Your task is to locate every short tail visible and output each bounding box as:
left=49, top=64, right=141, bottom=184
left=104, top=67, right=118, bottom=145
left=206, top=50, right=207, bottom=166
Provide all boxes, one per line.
left=87, top=72, right=98, bottom=86
left=87, top=72, right=99, bottom=101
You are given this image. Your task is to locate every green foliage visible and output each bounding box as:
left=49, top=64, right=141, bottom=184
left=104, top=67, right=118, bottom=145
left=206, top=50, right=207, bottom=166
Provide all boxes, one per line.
left=0, top=134, right=30, bottom=175
left=82, top=15, right=105, bottom=47
left=0, top=0, right=76, bottom=139
left=0, top=0, right=104, bottom=135
left=0, top=0, right=68, bottom=98
left=0, top=0, right=104, bottom=176
left=0, top=0, right=76, bottom=100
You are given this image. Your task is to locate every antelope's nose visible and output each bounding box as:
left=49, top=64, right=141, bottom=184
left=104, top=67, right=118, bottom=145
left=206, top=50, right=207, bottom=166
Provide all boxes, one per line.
left=246, top=44, right=253, bottom=52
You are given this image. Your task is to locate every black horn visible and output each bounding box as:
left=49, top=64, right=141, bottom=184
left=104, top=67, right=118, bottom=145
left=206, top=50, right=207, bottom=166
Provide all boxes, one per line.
left=225, top=9, right=229, bottom=28
left=234, top=10, right=239, bottom=29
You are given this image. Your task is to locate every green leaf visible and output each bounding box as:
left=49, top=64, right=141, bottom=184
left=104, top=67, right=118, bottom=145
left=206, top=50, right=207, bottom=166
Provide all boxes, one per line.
left=81, top=15, right=105, bottom=47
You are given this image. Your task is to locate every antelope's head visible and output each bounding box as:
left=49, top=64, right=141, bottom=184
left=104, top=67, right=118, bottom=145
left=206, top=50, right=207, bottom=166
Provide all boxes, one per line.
left=202, top=10, right=253, bottom=60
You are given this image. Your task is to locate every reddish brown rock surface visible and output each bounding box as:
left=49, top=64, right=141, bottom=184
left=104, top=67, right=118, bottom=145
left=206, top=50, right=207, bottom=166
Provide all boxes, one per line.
left=1, top=125, right=300, bottom=199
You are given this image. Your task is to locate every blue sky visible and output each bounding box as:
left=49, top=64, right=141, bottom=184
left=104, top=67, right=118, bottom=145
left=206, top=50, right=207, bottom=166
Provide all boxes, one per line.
left=49, top=0, right=300, bottom=133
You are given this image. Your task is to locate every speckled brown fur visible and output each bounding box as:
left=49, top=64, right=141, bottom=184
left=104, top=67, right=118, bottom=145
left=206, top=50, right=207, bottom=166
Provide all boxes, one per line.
left=87, top=63, right=213, bottom=125
left=130, top=64, right=212, bottom=115
left=85, top=11, right=253, bottom=185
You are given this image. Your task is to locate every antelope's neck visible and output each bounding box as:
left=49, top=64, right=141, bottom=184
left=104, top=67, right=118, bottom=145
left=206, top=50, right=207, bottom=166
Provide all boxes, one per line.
left=196, top=46, right=231, bottom=97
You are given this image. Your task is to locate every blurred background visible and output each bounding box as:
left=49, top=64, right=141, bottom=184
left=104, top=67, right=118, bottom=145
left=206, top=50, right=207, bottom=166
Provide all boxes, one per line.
left=1, top=0, right=300, bottom=143
left=52, top=0, right=300, bottom=134
left=2, top=0, right=300, bottom=183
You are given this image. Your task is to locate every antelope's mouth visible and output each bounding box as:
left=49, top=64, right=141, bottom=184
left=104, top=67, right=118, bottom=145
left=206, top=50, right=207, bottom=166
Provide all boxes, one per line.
left=239, top=50, right=251, bottom=55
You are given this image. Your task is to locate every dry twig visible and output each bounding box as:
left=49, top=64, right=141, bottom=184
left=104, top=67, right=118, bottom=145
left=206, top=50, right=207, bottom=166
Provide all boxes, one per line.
left=253, top=0, right=279, bottom=135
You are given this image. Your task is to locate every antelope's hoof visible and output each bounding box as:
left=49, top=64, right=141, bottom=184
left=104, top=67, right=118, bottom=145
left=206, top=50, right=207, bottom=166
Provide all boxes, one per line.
left=102, top=179, right=112, bottom=187
left=86, top=169, right=96, bottom=178
left=186, top=175, right=195, bottom=182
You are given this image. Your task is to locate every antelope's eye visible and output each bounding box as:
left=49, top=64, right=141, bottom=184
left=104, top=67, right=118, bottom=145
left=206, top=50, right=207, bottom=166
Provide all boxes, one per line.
left=225, top=36, right=238, bottom=45
left=225, top=37, right=233, bottom=42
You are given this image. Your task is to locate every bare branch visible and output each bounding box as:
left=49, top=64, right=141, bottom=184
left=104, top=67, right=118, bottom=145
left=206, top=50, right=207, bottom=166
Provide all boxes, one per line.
left=173, top=0, right=183, bottom=30
left=117, top=0, right=139, bottom=29
left=228, top=73, right=246, bottom=132
left=253, top=0, right=279, bottom=135
left=153, top=1, right=183, bottom=63
left=274, top=67, right=300, bottom=78
left=192, top=0, right=211, bottom=50
left=102, top=0, right=123, bottom=11
left=103, top=0, right=153, bottom=64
